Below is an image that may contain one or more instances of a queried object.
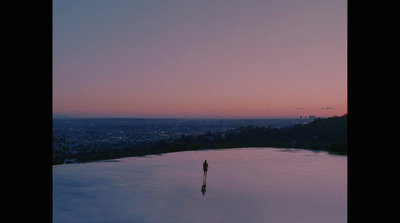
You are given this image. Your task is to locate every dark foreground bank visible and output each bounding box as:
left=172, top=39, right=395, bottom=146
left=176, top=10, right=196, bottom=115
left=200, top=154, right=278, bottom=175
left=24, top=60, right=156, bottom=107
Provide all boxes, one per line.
left=53, top=114, right=347, bottom=164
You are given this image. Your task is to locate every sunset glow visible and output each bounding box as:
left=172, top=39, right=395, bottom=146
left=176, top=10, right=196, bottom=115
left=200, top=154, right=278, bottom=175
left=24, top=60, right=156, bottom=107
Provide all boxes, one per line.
left=53, top=0, right=347, bottom=118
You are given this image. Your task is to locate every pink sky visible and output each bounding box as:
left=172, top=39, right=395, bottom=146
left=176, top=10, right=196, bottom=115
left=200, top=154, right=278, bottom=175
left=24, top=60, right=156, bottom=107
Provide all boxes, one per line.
left=53, top=0, right=347, bottom=118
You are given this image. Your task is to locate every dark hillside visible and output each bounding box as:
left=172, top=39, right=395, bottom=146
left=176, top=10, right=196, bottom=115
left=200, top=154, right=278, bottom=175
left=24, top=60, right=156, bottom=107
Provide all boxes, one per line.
left=215, top=114, right=347, bottom=154
left=282, top=115, right=347, bottom=153
left=157, top=114, right=347, bottom=155
left=54, top=115, right=347, bottom=164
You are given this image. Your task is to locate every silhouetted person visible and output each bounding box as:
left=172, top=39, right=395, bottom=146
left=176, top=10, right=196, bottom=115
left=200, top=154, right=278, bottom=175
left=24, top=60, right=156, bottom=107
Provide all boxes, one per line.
left=201, top=160, right=208, bottom=196
left=203, top=160, right=208, bottom=176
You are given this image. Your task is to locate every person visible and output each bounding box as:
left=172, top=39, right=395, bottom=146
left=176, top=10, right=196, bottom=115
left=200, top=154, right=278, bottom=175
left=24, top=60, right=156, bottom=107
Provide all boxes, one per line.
left=203, top=160, right=208, bottom=174
left=202, top=160, right=208, bottom=196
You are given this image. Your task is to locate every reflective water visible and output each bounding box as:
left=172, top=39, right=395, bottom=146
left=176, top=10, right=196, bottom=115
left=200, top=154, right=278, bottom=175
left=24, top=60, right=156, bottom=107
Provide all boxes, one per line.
left=53, top=147, right=347, bottom=222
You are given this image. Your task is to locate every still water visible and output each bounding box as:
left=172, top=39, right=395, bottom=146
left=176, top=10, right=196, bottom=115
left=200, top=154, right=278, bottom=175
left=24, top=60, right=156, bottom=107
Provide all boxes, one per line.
left=53, top=147, right=347, bottom=222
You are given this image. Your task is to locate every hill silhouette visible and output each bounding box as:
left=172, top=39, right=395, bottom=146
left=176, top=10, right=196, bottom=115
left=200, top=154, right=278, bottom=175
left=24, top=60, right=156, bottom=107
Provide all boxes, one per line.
left=159, top=114, right=347, bottom=155
left=53, top=114, right=347, bottom=164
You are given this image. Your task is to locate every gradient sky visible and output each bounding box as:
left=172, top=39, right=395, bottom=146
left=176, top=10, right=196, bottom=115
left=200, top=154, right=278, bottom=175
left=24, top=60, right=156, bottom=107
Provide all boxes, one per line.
left=53, top=0, right=347, bottom=118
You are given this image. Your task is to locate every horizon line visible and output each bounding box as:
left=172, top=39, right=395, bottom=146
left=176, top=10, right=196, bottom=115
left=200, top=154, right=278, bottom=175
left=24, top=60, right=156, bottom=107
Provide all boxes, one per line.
left=53, top=114, right=336, bottom=119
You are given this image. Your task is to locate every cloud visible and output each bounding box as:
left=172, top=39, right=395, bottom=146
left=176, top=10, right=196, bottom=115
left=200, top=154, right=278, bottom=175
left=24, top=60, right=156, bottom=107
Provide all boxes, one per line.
left=321, top=107, right=334, bottom=110
left=296, top=108, right=304, bottom=110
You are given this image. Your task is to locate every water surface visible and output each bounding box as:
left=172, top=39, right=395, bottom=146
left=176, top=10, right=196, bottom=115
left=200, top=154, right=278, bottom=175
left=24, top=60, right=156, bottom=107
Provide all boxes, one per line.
left=53, top=147, right=347, bottom=222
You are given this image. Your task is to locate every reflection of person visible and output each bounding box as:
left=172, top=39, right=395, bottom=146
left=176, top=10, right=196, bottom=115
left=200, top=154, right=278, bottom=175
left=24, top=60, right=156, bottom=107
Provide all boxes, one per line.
left=203, top=160, right=208, bottom=174
left=201, top=184, right=206, bottom=196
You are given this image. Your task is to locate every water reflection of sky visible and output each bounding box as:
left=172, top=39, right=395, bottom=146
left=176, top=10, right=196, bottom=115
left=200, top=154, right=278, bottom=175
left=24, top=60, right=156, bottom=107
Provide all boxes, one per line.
left=53, top=147, right=347, bottom=223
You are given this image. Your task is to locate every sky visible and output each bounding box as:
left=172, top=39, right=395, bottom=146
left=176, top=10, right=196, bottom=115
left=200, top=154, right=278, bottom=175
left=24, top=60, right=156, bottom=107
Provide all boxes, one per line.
left=53, top=0, right=347, bottom=118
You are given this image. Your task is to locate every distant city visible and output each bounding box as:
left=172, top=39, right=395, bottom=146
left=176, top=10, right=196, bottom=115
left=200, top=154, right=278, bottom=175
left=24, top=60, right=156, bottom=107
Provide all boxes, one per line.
left=53, top=116, right=320, bottom=163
